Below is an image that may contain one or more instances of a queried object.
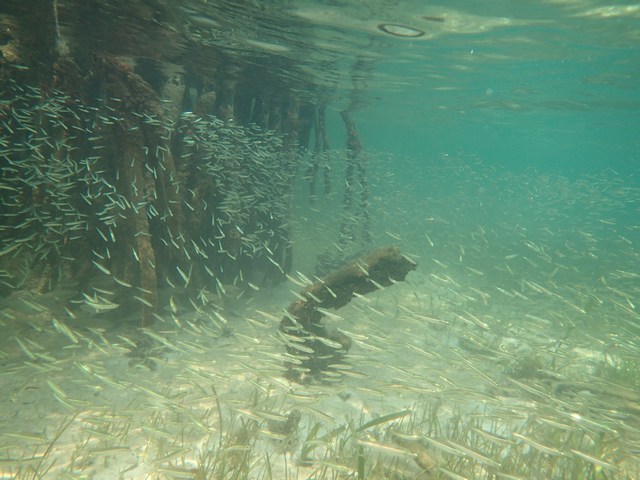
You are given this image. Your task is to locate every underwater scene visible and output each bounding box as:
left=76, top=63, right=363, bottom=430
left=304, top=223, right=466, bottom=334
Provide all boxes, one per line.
left=1, top=1, right=640, bottom=479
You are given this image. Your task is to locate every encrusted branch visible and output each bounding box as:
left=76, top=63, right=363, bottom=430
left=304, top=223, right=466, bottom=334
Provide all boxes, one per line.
left=280, top=246, right=417, bottom=382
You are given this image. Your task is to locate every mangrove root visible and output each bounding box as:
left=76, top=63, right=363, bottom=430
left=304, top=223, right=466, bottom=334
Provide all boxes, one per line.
left=280, top=245, right=417, bottom=383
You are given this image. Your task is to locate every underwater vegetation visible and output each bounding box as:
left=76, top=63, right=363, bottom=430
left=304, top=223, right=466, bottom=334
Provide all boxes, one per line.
left=2, top=380, right=634, bottom=479
left=596, top=355, right=640, bottom=390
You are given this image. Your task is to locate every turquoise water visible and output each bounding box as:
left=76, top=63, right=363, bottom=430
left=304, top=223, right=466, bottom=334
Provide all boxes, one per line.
left=338, top=6, right=639, bottom=174
left=1, top=1, right=640, bottom=479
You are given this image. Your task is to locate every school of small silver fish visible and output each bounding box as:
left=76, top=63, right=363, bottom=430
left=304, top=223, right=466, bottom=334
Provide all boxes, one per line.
left=1, top=83, right=640, bottom=479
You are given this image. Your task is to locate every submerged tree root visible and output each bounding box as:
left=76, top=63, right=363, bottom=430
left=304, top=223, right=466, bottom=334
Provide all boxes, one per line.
left=280, top=246, right=417, bottom=383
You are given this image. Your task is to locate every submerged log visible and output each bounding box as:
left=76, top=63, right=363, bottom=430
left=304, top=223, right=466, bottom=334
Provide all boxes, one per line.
left=280, top=246, right=417, bottom=382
